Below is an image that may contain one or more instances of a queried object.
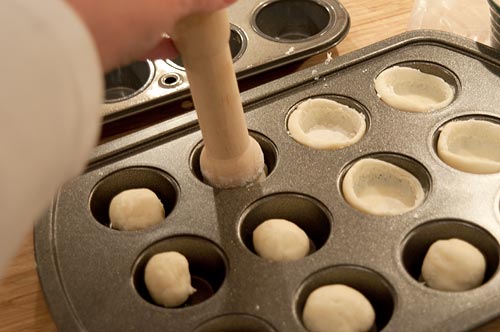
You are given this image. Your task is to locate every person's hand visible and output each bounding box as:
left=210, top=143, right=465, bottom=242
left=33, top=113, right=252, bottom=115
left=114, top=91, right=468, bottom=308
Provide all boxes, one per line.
left=65, top=0, right=236, bottom=71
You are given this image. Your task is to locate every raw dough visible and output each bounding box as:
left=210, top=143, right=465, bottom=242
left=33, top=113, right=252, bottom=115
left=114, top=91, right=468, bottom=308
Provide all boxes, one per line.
left=421, top=238, right=486, bottom=291
left=374, top=66, right=454, bottom=112
left=144, top=251, right=196, bottom=307
left=437, top=119, right=500, bottom=174
left=252, top=219, right=310, bottom=261
left=288, top=98, right=366, bottom=150
left=342, top=158, right=425, bottom=215
left=109, top=188, right=165, bottom=230
left=303, top=284, right=375, bottom=332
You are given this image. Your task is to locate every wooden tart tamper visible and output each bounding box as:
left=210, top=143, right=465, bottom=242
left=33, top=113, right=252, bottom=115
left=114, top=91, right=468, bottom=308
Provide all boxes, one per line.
left=171, top=9, right=265, bottom=188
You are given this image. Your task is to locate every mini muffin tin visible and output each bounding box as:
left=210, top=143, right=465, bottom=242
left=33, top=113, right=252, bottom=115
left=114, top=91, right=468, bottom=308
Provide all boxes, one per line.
left=35, top=30, right=500, bottom=332
left=101, top=0, right=350, bottom=123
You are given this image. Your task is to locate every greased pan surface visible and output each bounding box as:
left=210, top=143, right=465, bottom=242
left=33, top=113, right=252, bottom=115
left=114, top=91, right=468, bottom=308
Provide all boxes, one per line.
left=101, top=0, right=350, bottom=123
left=36, top=31, right=500, bottom=332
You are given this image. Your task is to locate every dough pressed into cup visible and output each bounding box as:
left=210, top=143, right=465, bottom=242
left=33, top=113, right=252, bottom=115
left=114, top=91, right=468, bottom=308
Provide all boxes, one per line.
left=421, top=238, right=486, bottom=291
left=109, top=188, right=165, bottom=230
left=288, top=98, right=366, bottom=150
left=437, top=119, right=500, bottom=174
left=303, top=284, right=375, bottom=332
left=374, top=66, right=454, bottom=112
left=253, top=219, right=310, bottom=262
left=342, top=158, right=425, bottom=216
left=144, top=251, right=196, bottom=307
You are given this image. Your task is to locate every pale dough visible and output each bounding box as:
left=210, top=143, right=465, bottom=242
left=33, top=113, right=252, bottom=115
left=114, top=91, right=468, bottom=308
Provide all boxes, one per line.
left=437, top=119, right=500, bottom=174
left=288, top=98, right=366, bottom=150
left=342, top=158, right=425, bottom=216
left=144, top=251, right=196, bottom=307
left=252, top=219, right=310, bottom=261
left=374, top=66, right=454, bottom=112
left=109, top=188, right=165, bottom=230
left=421, top=238, right=486, bottom=291
left=303, top=284, right=375, bottom=332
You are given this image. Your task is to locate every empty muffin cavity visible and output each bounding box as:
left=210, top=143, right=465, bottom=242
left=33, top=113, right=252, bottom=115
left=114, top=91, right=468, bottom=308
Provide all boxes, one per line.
left=252, top=0, right=332, bottom=42
left=296, top=265, right=395, bottom=332
left=436, top=118, right=500, bottom=174
left=133, top=236, right=227, bottom=308
left=89, top=167, right=178, bottom=229
left=342, top=155, right=430, bottom=216
left=287, top=97, right=368, bottom=150
left=194, top=314, right=276, bottom=332
left=104, top=60, right=155, bottom=103
left=374, top=64, right=455, bottom=112
left=401, top=220, right=500, bottom=291
left=239, top=193, right=332, bottom=259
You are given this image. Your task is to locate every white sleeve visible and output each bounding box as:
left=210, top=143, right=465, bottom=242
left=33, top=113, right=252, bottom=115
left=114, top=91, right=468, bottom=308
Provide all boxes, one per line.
left=0, top=0, right=103, bottom=274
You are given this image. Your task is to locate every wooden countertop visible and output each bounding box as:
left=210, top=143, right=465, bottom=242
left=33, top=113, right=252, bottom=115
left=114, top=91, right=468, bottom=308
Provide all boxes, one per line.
left=1, top=0, right=499, bottom=331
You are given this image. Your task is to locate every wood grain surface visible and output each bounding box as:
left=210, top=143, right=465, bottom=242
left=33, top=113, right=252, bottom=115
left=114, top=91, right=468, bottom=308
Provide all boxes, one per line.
left=1, top=0, right=499, bottom=331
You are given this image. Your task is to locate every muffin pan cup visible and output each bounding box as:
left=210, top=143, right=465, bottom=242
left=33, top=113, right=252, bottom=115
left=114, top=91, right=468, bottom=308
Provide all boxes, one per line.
left=101, top=0, right=350, bottom=123
left=36, top=30, right=500, bottom=332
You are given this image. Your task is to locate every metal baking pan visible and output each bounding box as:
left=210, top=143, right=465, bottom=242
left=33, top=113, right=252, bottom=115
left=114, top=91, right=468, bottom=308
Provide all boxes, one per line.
left=35, top=30, right=500, bottom=332
left=101, top=0, right=350, bottom=123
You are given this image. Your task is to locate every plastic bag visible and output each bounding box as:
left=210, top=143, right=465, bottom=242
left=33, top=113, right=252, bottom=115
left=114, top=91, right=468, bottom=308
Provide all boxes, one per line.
left=408, top=0, right=491, bottom=46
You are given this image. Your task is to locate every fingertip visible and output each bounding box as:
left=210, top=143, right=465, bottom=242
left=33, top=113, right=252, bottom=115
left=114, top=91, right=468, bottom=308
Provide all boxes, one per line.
left=140, top=38, right=179, bottom=61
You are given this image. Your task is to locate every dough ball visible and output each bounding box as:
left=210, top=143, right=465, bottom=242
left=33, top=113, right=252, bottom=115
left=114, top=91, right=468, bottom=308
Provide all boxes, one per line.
left=303, top=284, right=375, bottom=332
left=252, top=219, right=310, bottom=262
left=109, top=188, right=165, bottom=230
left=421, top=238, right=486, bottom=291
left=374, top=66, right=454, bottom=112
left=144, top=251, right=196, bottom=307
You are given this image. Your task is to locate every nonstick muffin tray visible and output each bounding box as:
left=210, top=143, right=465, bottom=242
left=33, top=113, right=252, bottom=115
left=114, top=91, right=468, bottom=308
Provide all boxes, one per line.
left=35, top=30, right=500, bottom=332
left=101, top=0, right=350, bottom=123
